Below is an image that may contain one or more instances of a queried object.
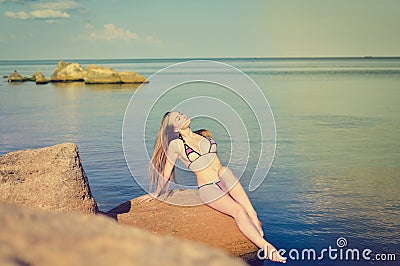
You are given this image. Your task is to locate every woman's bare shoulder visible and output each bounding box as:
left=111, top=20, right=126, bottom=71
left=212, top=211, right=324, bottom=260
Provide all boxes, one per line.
left=169, top=139, right=183, bottom=152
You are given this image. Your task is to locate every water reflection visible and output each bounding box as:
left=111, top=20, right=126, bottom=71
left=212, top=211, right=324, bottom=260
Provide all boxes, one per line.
left=51, top=81, right=86, bottom=89
left=51, top=82, right=143, bottom=91
left=85, top=83, right=143, bottom=91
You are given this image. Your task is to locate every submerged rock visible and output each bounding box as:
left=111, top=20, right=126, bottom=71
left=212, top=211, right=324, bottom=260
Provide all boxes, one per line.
left=50, top=61, right=87, bottom=82
left=0, top=143, right=98, bottom=214
left=0, top=203, right=247, bottom=266
left=84, top=65, right=121, bottom=84
left=107, top=189, right=258, bottom=257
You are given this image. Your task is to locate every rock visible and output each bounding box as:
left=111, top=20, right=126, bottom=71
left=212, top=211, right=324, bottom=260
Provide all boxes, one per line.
left=50, top=60, right=86, bottom=82
left=28, top=75, right=36, bottom=82
left=0, top=203, right=247, bottom=266
left=35, top=71, right=49, bottom=84
left=119, top=71, right=149, bottom=83
left=84, top=65, right=121, bottom=84
left=0, top=143, right=98, bottom=214
left=106, top=189, right=258, bottom=257
left=7, top=70, right=29, bottom=82
left=47, top=61, right=148, bottom=84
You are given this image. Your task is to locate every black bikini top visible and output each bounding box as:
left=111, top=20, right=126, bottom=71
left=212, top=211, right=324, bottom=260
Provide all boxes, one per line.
left=178, top=132, right=217, bottom=167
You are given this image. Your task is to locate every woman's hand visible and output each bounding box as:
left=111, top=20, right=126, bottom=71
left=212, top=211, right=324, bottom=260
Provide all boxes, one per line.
left=137, top=193, right=157, bottom=203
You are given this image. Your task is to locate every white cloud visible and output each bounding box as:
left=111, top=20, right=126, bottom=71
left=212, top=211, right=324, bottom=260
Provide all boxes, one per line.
left=3, top=1, right=78, bottom=20
left=31, top=1, right=79, bottom=11
left=30, top=9, right=69, bottom=18
left=81, top=24, right=163, bottom=45
left=4, top=9, right=69, bottom=19
left=88, top=24, right=138, bottom=41
left=0, top=0, right=29, bottom=3
left=4, top=11, right=30, bottom=19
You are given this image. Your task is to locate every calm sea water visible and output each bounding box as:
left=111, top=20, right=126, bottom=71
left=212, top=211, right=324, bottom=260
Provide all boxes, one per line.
left=0, top=58, right=399, bottom=265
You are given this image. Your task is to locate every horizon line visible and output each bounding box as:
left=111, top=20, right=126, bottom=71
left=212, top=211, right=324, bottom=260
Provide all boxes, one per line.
left=1, top=55, right=400, bottom=62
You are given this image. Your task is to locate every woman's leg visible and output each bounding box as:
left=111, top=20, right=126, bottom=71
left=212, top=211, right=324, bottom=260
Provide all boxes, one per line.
left=198, top=185, right=286, bottom=263
left=218, top=166, right=263, bottom=236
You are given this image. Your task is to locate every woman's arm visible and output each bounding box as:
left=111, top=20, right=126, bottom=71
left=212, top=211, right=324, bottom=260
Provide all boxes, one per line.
left=152, top=146, right=177, bottom=197
left=139, top=141, right=179, bottom=202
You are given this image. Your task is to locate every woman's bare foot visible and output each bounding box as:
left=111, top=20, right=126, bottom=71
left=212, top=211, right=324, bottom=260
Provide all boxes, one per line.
left=264, top=243, right=286, bottom=263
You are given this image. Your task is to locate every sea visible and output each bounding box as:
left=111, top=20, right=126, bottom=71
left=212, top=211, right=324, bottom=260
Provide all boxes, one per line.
left=0, top=57, right=399, bottom=265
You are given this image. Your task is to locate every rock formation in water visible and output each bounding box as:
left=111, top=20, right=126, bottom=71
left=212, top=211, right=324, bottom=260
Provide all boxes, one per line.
left=7, top=70, right=34, bottom=82
left=107, top=189, right=258, bottom=257
left=35, top=71, right=49, bottom=84
left=84, top=65, right=121, bottom=84
left=119, top=71, right=148, bottom=83
left=0, top=143, right=98, bottom=214
left=50, top=61, right=87, bottom=82
left=84, top=65, right=148, bottom=84
left=6, top=60, right=149, bottom=84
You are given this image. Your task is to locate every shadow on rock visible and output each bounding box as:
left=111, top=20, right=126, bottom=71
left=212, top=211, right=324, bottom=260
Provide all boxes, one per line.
left=105, top=201, right=132, bottom=220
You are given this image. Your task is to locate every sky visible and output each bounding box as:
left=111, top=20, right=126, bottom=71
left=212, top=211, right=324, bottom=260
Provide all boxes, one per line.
left=0, top=0, right=399, bottom=60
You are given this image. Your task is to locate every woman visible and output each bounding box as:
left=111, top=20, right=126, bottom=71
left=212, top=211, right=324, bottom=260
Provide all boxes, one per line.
left=138, top=111, right=286, bottom=263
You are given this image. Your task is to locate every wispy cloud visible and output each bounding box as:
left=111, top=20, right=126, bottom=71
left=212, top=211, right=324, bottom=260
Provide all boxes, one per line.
left=4, top=11, right=30, bottom=19
left=31, top=1, right=79, bottom=10
left=3, top=0, right=79, bottom=20
left=86, top=24, right=138, bottom=41
left=0, top=0, right=33, bottom=3
left=83, top=23, right=162, bottom=45
left=30, top=9, right=69, bottom=18
left=5, top=9, right=69, bottom=19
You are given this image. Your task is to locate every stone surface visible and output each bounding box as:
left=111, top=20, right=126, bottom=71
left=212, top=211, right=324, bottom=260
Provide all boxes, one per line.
left=7, top=70, right=30, bottom=82
left=119, top=71, right=149, bottom=83
left=84, top=65, right=121, bottom=84
left=0, top=143, right=98, bottom=214
left=35, top=71, right=49, bottom=84
left=106, top=189, right=258, bottom=257
left=0, top=203, right=247, bottom=266
left=50, top=60, right=86, bottom=82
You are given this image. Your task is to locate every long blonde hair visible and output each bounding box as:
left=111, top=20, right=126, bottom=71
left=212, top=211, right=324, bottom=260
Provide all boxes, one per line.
left=148, top=112, right=178, bottom=195
left=148, top=112, right=213, bottom=195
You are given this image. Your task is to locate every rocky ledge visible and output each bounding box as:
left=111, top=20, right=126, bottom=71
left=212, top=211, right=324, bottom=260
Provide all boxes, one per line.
left=106, top=189, right=258, bottom=257
left=0, top=143, right=98, bottom=214
left=0, top=203, right=246, bottom=266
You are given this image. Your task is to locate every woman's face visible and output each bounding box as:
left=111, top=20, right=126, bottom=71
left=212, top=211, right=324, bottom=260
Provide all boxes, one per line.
left=169, top=111, right=190, bottom=131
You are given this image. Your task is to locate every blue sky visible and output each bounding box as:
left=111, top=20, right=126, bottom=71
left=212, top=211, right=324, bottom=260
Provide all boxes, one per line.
left=0, top=0, right=399, bottom=60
